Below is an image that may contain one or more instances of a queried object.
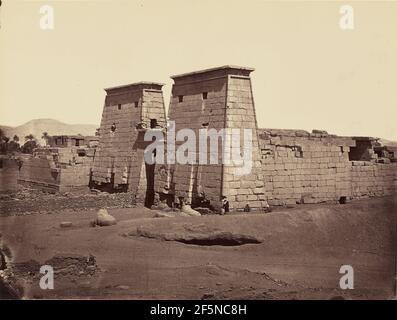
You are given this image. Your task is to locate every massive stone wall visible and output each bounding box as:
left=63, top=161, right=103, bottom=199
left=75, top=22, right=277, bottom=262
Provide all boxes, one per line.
left=259, top=129, right=397, bottom=205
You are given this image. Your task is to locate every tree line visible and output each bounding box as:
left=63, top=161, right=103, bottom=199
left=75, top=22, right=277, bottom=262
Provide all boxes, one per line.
left=0, top=129, right=50, bottom=154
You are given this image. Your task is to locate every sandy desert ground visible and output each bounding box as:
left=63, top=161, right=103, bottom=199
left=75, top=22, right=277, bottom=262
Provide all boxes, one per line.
left=0, top=195, right=396, bottom=300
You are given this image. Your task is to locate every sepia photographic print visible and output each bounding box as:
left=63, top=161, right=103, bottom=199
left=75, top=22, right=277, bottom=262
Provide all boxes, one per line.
left=0, top=0, right=396, bottom=309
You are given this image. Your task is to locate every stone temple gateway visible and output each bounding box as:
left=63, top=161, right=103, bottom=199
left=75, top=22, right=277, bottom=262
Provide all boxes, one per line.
left=91, top=82, right=166, bottom=207
left=168, top=66, right=267, bottom=211
left=91, top=66, right=268, bottom=210
left=21, top=65, right=394, bottom=210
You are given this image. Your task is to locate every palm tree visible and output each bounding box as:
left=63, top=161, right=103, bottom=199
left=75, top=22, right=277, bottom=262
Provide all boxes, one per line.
left=22, top=134, right=37, bottom=154
left=8, top=135, right=20, bottom=153
left=0, top=135, right=10, bottom=154
left=42, top=132, right=49, bottom=146
left=25, top=134, right=35, bottom=142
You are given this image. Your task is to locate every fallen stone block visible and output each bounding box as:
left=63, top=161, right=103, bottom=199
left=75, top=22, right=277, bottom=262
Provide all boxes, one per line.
left=60, top=221, right=73, bottom=228
left=93, top=208, right=116, bottom=227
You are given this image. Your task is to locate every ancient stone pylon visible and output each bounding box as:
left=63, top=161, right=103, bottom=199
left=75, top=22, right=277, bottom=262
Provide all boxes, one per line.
left=91, top=82, right=166, bottom=206
left=168, top=66, right=266, bottom=210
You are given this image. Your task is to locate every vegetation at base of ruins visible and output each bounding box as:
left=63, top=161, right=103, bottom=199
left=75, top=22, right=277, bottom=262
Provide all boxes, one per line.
left=0, top=129, right=41, bottom=155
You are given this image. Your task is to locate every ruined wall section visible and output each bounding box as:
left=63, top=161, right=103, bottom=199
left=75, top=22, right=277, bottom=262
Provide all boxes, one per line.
left=18, top=147, right=94, bottom=193
left=19, top=153, right=62, bottom=192
left=0, top=158, right=20, bottom=192
left=259, top=129, right=356, bottom=205
left=259, top=129, right=397, bottom=205
left=351, top=161, right=397, bottom=198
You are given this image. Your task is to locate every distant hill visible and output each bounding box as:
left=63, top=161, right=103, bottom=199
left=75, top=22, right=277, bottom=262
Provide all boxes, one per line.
left=379, top=138, right=397, bottom=148
left=0, top=119, right=97, bottom=143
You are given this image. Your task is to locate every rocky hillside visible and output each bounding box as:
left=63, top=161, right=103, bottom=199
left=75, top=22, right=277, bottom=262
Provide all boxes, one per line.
left=0, top=119, right=97, bottom=142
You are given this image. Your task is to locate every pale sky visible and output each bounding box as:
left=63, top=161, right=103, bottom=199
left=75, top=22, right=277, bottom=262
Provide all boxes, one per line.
left=0, top=0, right=396, bottom=140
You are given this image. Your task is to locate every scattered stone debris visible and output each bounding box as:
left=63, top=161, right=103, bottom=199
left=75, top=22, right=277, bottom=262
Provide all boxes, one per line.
left=45, top=254, right=97, bottom=277
left=201, top=293, right=215, bottom=300
left=8, top=254, right=98, bottom=284
left=194, top=207, right=213, bottom=215
left=11, top=260, right=42, bottom=278
left=0, top=187, right=136, bottom=216
left=262, top=272, right=288, bottom=287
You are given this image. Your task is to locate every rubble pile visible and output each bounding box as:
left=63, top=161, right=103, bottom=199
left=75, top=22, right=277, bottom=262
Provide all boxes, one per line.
left=0, top=187, right=136, bottom=216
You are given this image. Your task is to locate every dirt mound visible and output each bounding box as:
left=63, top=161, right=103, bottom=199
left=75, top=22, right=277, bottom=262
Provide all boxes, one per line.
left=127, top=224, right=262, bottom=246
left=174, top=232, right=260, bottom=246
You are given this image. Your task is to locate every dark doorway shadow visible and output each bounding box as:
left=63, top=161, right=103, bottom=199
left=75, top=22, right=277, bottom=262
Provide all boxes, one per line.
left=144, top=163, right=155, bottom=208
